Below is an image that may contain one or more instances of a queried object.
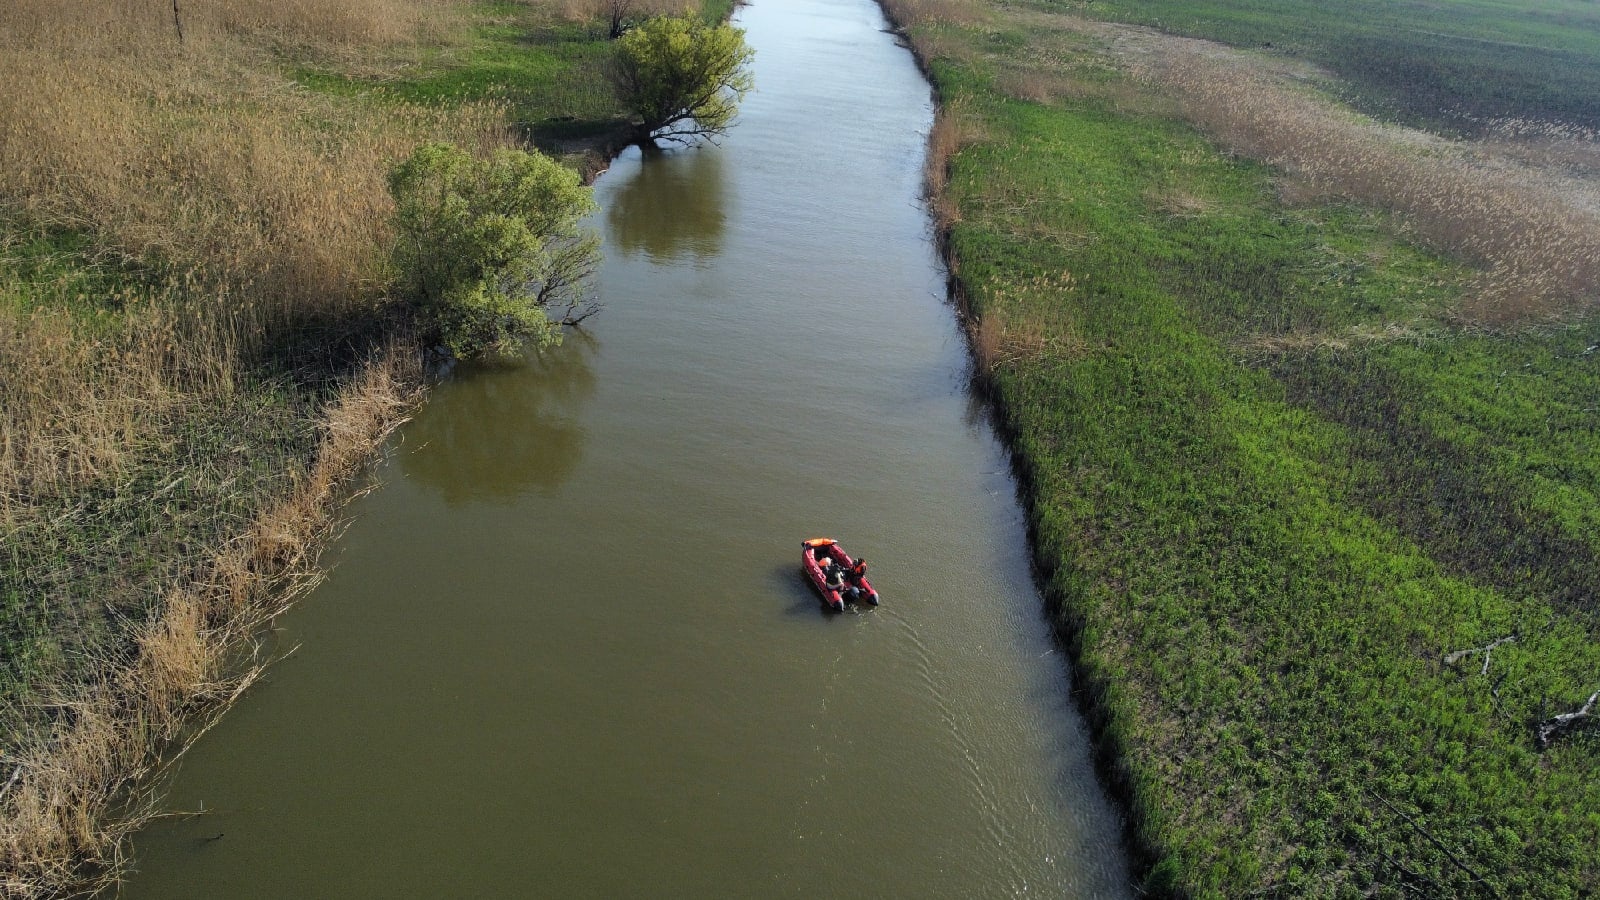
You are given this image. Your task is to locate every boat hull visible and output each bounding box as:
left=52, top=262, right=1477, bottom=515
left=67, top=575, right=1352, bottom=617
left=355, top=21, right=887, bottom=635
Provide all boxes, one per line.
left=801, top=538, right=879, bottom=612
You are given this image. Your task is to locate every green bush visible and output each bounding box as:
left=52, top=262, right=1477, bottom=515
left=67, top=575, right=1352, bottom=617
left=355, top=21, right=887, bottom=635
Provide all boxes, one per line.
left=388, top=142, right=601, bottom=359
left=610, top=16, right=753, bottom=145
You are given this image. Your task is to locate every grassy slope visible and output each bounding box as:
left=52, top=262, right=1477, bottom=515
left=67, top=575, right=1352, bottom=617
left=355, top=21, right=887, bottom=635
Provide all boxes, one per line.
left=1072, top=0, right=1600, bottom=134
left=910, top=4, right=1600, bottom=895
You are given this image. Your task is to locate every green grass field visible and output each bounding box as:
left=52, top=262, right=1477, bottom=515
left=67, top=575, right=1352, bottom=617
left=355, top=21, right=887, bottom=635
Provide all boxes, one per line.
left=904, top=3, right=1600, bottom=894
left=291, top=2, right=631, bottom=148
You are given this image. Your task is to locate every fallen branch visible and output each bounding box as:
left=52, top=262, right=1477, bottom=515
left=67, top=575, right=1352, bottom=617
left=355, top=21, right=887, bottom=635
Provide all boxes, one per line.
left=1443, top=635, right=1517, bottom=676
left=1537, top=688, right=1600, bottom=749
left=1260, top=745, right=1495, bottom=892
left=1377, top=848, right=1440, bottom=897
left=0, top=765, right=21, bottom=803
left=1368, top=792, right=1496, bottom=894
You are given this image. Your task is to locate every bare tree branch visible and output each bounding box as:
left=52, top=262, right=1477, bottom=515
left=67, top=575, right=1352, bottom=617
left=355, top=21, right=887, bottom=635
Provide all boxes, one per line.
left=0, top=765, right=22, bottom=804
left=1538, top=688, right=1600, bottom=749
left=1443, top=635, right=1517, bottom=676
left=1368, top=792, right=1496, bottom=893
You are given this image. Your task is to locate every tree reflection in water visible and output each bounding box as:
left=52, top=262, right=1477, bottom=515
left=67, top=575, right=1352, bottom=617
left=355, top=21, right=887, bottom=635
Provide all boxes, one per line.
left=606, top=147, right=726, bottom=264
left=401, top=332, right=598, bottom=504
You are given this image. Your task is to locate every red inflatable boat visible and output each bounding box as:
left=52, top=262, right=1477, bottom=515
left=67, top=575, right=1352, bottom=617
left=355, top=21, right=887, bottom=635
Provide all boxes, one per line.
left=802, top=538, right=879, bottom=612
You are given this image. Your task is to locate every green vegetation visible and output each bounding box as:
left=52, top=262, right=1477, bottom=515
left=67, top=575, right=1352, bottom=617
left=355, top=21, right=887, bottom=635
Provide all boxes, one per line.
left=1071, top=0, right=1600, bottom=134
left=290, top=5, right=631, bottom=149
left=890, top=0, right=1600, bottom=894
left=389, top=142, right=600, bottom=358
left=610, top=16, right=755, bottom=145
left=287, top=2, right=751, bottom=153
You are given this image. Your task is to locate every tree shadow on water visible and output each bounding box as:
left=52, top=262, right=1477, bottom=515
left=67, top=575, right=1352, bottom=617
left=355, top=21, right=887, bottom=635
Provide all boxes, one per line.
left=606, top=146, right=728, bottom=264
left=401, top=332, right=599, bottom=504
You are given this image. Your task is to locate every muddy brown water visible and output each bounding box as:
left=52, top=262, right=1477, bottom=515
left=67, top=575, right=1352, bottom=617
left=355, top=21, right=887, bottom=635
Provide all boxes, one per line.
left=121, top=0, right=1132, bottom=895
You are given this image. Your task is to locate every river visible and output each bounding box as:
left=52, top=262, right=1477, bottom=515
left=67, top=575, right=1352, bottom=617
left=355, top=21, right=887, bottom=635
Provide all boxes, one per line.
left=121, top=0, right=1131, bottom=895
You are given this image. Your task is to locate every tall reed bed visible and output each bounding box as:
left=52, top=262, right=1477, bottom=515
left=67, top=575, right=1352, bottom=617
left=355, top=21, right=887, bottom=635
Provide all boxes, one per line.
left=0, top=345, right=421, bottom=898
left=0, top=0, right=537, bottom=893
left=0, top=0, right=457, bottom=52
left=0, top=49, right=504, bottom=340
left=0, top=0, right=506, bottom=506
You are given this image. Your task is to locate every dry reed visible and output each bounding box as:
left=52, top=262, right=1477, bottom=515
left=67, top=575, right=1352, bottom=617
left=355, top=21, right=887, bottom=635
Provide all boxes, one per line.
left=877, top=0, right=984, bottom=30
left=0, top=0, right=457, bottom=53
left=556, top=0, right=695, bottom=26
left=0, top=0, right=500, bottom=492
left=0, top=345, right=422, bottom=899
left=0, top=0, right=506, bottom=893
left=0, top=50, right=505, bottom=338
left=923, top=102, right=986, bottom=230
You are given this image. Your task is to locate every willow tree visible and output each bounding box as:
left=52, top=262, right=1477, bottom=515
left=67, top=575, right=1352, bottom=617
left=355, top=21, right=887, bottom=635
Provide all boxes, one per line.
left=389, top=143, right=601, bottom=360
left=610, top=16, right=754, bottom=147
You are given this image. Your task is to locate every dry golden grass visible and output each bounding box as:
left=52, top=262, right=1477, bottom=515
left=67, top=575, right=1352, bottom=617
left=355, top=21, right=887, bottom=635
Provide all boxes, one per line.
left=924, top=102, right=986, bottom=229
left=0, top=0, right=500, bottom=893
left=0, top=0, right=457, bottom=51
left=0, top=307, right=177, bottom=500
left=1099, top=26, right=1600, bottom=326
left=0, top=0, right=501, bottom=497
left=556, top=0, right=696, bottom=26
left=0, top=346, right=421, bottom=899
left=878, top=0, right=985, bottom=29
left=0, top=50, right=505, bottom=335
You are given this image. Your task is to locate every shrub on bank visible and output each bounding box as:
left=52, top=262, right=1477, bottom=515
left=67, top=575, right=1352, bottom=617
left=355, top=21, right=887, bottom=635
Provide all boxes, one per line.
left=388, top=142, right=601, bottom=359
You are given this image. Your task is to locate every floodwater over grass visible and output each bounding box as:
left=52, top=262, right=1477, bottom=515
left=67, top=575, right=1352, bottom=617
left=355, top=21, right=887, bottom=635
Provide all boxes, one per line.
left=119, top=0, right=1131, bottom=895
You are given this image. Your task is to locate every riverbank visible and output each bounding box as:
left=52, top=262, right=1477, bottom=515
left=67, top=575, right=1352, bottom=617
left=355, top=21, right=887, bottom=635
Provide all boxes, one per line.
left=0, top=1, right=656, bottom=894
left=888, top=0, right=1600, bottom=895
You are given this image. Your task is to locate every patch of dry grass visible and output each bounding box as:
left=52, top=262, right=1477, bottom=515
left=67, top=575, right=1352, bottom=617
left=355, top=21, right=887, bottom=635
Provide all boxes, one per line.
left=1109, top=28, right=1600, bottom=326
left=878, top=0, right=984, bottom=29
left=0, top=0, right=507, bottom=893
left=0, top=346, right=421, bottom=898
left=0, top=51, right=505, bottom=336
left=924, top=102, right=986, bottom=229
left=0, top=0, right=458, bottom=52
left=0, top=0, right=501, bottom=494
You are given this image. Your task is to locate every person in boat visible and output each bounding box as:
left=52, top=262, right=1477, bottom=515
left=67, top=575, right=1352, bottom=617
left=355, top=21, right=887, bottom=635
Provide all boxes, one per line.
left=840, top=557, right=868, bottom=603
left=822, top=559, right=846, bottom=590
